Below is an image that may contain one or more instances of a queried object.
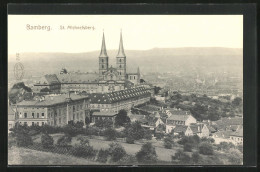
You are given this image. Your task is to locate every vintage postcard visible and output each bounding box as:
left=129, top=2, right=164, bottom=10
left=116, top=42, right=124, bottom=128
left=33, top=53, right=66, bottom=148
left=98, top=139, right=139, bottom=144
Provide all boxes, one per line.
left=8, top=14, right=243, bottom=165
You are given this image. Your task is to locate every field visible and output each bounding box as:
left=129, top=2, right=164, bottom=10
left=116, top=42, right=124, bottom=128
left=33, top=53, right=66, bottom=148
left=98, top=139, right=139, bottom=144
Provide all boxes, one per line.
left=8, top=146, right=101, bottom=165
left=32, top=133, right=178, bottom=162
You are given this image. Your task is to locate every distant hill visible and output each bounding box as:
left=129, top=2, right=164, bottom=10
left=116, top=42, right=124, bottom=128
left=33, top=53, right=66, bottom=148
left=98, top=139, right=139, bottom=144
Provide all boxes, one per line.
left=8, top=47, right=242, bottom=79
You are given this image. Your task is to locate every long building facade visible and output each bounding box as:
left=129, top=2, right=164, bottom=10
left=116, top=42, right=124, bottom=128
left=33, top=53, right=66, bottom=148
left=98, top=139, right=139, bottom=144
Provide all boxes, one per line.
left=14, top=93, right=90, bottom=127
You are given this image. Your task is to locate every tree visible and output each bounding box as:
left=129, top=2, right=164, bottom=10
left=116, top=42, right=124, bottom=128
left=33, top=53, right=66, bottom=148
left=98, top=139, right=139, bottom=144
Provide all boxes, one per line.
left=144, top=129, right=152, bottom=140
left=85, top=116, right=91, bottom=125
left=104, top=128, right=117, bottom=141
left=97, top=149, right=109, bottom=163
left=125, top=121, right=145, bottom=141
left=232, top=97, right=242, bottom=107
left=154, top=86, right=162, bottom=95
left=227, top=148, right=243, bottom=164
left=57, top=135, right=72, bottom=147
left=136, top=142, right=157, bottom=163
left=164, top=135, right=174, bottom=149
left=41, top=133, right=54, bottom=148
left=183, top=142, right=193, bottom=152
left=40, top=87, right=50, bottom=93
left=95, top=119, right=113, bottom=129
left=191, top=151, right=201, bottom=163
left=199, top=142, right=214, bottom=155
left=171, top=149, right=191, bottom=164
left=108, top=143, right=127, bottom=162
left=115, top=109, right=130, bottom=127
left=126, top=136, right=135, bottom=144
left=16, top=132, right=33, bottom=147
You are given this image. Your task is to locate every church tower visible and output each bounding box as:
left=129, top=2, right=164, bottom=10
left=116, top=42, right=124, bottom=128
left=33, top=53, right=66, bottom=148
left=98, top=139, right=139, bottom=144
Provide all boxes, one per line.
left=99, top=32, right=109, bottom=79
left=116, top=31, right=126, bottom=80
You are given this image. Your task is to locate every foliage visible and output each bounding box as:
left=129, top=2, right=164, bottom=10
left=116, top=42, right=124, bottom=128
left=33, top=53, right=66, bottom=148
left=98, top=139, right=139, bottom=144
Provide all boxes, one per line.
left=136, top=142, right=157, bottom=163
left=154, top=86, right=162, bottom=95
left=40, top=87, right=50, bottom=93
left=144, top=129, right=153, bottom=140
left=10, top=124, right=33, bottom=147
left=85, top=126, right=100, bottom=136
left=227, top=148, right=243, bottom=165
left=104, top=128, right=117, bottom=141
left=155, top=133, right=164, bottom=140
left=85, top=116, right=91, bottom=125
left=71, top=144, right=96, bottom=159
left=232, top=97, right=242, bottom=107
left=126, top=136, right=135, bottom=144
left=41, top=133, right=54, bottom=148
left=97, top=149, right=110, bottom=163
left=171, top=149, right=191, bottom=164
left=41, top=125, right=62, bottom=134
left=95, top=119, right=113, bottom=129
left=177, top=135, right=200, bottom=146
left=163, top=135, right=174, bottom=149
left=183, top=142, right=193, bottom=152
left=191, top=151, right=201, bottom=164
left=118, top=154, right=137, bottom=164
left=108, top=143, right=127, bottom=162
left=115, top=109, right=130, bottom=127
left=198, top=142, right=214, bottom=155
left=77, top=137, right=90, bottom=146
left=9, top=82, right=32, bottom=104
left=124, top=121, right=145, bottom=141
left=56, top=135, right=72, bottom=147
left=216, top=142, right=235, bottom=151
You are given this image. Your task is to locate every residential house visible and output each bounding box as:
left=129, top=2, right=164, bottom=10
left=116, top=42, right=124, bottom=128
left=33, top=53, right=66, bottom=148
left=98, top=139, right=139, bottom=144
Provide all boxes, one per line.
left=230, top=127, right=243, bottom=145
left=91, top=111, right=117, bottom=124
left=165, top=112, right=197, bottom=133
left=172, top=124, right=210, bottom=137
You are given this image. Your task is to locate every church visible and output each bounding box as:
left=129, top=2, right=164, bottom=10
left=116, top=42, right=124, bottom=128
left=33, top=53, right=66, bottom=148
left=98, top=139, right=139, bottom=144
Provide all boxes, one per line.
left=34, top=31, right=142, bottom=94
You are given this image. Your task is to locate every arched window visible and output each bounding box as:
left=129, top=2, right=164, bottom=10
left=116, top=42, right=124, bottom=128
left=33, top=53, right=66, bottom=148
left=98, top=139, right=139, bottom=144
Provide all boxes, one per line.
left=119, top=59, right=121, bottom=62
left=102, top=59, right=104, bottom=62
left=102, top=64, right=104, bottom=69
left=119, top=65, right=121, bottom=68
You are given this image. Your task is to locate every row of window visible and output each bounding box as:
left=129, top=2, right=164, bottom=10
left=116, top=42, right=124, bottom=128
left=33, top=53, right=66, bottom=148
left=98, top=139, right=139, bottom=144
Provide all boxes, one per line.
left=21, top=121, right=45, bottom=126
left=23, top=112, right=44, bottom=118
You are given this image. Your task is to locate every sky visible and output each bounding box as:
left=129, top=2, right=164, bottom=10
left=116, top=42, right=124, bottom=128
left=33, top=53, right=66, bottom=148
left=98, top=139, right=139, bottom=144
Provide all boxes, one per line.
left=8, top=15, right=243, bottom=55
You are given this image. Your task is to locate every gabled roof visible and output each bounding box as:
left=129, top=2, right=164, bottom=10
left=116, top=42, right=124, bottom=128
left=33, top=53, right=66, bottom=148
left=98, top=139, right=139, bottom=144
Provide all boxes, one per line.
left=174, top=125, right=188, bottom=133
left=99, top=32, right=108, bottom=58
left=167, top=114, right=191, bottom=122
left=116, top=31, right=126, bottom=57
left=44, top=74, right=60, bottom=84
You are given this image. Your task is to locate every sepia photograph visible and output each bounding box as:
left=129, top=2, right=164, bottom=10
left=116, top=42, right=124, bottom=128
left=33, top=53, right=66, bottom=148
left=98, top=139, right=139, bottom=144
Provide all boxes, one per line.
left=8, top=14, right=244, bottom=166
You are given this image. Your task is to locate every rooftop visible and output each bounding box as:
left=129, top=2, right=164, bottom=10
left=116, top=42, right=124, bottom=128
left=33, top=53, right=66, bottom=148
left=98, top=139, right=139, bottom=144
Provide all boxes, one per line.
left=92, top=111, right=117, bottom=117
left=16, top=93, right=89, bottom=107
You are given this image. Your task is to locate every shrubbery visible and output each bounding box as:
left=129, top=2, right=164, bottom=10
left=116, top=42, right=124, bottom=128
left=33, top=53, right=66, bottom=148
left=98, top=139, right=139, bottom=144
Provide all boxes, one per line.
left=104, top=128, right=117, bottom=141
left=171, top=149, right=191, bottom=164
left=198, top=142, right=214, bottom=155
left=108, top=143, right=127, bottom=162
left=56, top=135, right=72, bottom=147
left=41, top=133, right=54, bottom=148
left=97, top=149, right=110, bottom=163
left=183, top=142, right=193, bottom=152
left=164, top=135, right=174, bottom=149
left=136, top=142, right=157, bottom=164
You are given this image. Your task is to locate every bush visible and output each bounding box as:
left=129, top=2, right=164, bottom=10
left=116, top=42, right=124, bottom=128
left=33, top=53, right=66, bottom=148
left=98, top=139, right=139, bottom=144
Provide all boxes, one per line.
left=171, top=149, right=191, bottom=164
left=126, top=136, right=135, bottom=144
left=199, top=142, right=214, bottom=155
left=118, top=154, right=137, bottom=164
left=115, top=109, right=130, bottom=127
left=183, top=142, right=193, bottom=152
left=97, top=149, right=109, bottom=163
left=104, top=128, right=117, bottom=141
left=125, top=121, right=145, bottom=141
left=85, top=126, right=100, bottom=136
left=164, top=135, right=174, bottom=149
left=57, top=135, right=72, bottom=147
left=108, top=143, right=127, bottom=162
left=144, top=129, right=153, bottom=140
left=191, top=151, right=201, bottom=164
left=227, top=148, right=243, bottom=165
left=217, top=142, right=235, bottom=151
left=16, top=132, right=33, bottom=147
left=155, top=133, right=164, bottom=140
left=95, top=119, right=113, bottom=129
left=41, top=133, right=54, bottom=148
left=136, top=142, right=157, bottom=164
left=72, top=144, right=96, bottom=159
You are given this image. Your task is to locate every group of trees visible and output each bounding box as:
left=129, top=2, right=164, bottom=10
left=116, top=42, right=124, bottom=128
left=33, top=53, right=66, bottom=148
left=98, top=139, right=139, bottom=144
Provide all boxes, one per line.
left=168, top=91, right=242, bottom=121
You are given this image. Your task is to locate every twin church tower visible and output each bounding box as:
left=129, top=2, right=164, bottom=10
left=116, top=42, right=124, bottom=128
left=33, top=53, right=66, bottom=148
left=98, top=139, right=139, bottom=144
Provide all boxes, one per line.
left=98, top=31, right=128, bottom=81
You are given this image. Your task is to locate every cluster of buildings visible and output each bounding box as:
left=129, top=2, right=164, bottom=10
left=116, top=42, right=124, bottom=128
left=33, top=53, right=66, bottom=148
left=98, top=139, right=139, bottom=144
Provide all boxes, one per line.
left=8, top=31, right=152, bottom=129
left=129, top=105, right=243, bottom=145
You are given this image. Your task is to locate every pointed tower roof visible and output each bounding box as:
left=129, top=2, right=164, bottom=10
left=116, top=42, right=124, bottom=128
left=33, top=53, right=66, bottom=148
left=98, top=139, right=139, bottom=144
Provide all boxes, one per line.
left=99, top=31, right=108, bottom=57
left=137, top=66, right=140, bottom=74
left=117, top=30, right=126, bottom=57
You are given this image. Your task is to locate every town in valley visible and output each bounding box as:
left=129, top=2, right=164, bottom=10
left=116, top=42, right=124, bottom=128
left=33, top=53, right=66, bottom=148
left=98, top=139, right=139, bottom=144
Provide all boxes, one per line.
left=8, top=31, right=243, bottom=165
